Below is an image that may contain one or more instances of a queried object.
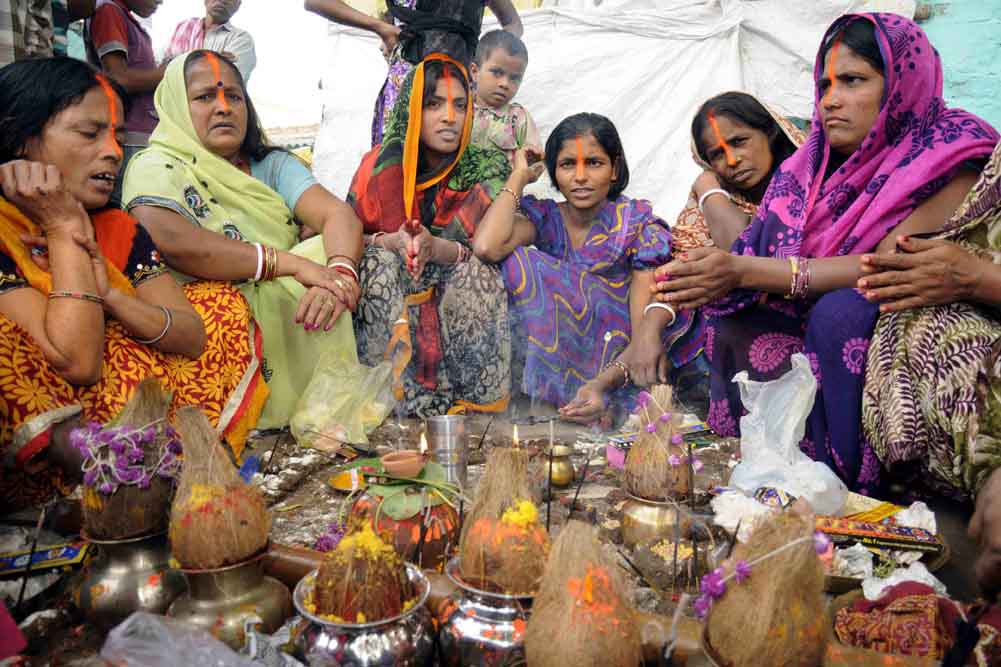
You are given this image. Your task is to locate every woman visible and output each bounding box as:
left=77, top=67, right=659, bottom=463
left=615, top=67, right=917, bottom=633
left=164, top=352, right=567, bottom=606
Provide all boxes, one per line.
left=475, top=113, right=704, bottom=425
left=305, top=0, right=522, bottom=146
left=672, top=91, right=804, bottom=253
left=123, top=50, right=364, bottom=430
left=0, top=57, right=263, bottom=511
left=348, top=54, right=512, bottom=417
left=861, top=141, right=1001, bottom=499
left=653, top=14, right=998, bottom=493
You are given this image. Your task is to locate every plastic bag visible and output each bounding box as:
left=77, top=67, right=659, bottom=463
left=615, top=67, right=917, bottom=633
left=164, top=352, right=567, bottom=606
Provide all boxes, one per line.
left=290, top=349, right=396, bottom=450
left=100, top=612, right=261, bottom=667
left=729, top=353, right=848, bottom=516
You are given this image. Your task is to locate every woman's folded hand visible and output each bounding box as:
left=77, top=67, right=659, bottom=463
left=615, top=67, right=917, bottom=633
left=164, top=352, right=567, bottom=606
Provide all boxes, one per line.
left=651, top=247, right=740, bottom=310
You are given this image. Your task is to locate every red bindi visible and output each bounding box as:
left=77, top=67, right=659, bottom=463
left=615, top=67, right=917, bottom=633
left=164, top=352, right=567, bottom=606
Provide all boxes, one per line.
left=205, top=53, right=230, bottom=111
left=575, top=136, right=585, bottom=180
left=708, top=111, right=736, bottom=167
left=94, top=74, right=123, bottom=159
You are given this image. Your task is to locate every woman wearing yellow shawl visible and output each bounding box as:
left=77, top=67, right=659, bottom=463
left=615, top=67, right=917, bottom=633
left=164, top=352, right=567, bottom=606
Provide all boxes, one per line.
left=0, top=57, right=263, bottom=511
left=123, top=50, right=364, bottom=430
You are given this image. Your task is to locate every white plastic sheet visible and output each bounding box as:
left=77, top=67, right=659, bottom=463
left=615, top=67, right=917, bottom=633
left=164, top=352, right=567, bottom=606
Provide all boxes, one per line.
left=314, top=0, right=913, bottom=217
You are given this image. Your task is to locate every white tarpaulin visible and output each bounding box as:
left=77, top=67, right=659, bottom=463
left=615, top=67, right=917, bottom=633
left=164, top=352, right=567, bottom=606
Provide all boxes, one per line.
left=314, top=0, right=914, bottom=217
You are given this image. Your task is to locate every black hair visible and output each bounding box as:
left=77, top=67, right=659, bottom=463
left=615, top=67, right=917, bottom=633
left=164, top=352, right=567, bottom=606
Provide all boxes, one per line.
left=545, top=113, right=629, bottom=200
left=691, top=92, right=798, bottom=170
left=820, top=18, right=885, bottom=76
left=475, top=29, right=529, bottom=66
left=421, top=59, right=469, bottom=103
left=183, top=50, right=281, bottom=162
left=0, top=57, right=129, bottom=163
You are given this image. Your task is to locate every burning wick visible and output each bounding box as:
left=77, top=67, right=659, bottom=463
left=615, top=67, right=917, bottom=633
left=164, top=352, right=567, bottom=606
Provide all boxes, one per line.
left=419, top=432, right=428, bottom=454
left=707, top=111, right=736, bottom=167
left=512, top=424, right=519, bottom=448
left=443, top=64, right=455, bottom=123
left=205, top=52, right=230, bottom=112
left=824, top=38, right=841, bottom=106
left=574, top=136, right=585, bottom=180
left=94, top=74, right=123, bottom=159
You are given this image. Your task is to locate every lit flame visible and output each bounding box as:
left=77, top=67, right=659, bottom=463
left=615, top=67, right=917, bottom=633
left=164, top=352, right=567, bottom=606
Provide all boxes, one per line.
left=419, top=433, right=428, bottom=454
left=512, top=424, right=519, bottom=448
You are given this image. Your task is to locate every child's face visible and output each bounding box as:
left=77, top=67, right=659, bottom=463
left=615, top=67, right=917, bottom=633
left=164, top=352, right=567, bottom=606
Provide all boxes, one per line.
left=420, top=75, right=468, bottom=161
left=553, top=133, right=615, bottom=211
left=471, top=48, right=526, bottom=110
left=125, top=0, right=162, bottom=18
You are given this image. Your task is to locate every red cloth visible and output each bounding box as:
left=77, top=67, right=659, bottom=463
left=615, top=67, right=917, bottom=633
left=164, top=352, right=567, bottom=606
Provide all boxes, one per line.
left=0, top=602, right=26, bottom=658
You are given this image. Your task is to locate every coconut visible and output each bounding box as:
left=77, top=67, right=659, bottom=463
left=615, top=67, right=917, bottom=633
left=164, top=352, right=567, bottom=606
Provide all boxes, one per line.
left=168, top=407, right=270, bottom=569
left=310, top=520, right=415, bottom=624
left=526, top=521, right=641, bottom=667
left=459, top=448, right=550, bottom=594
left=623, top=385, right=689, bottom=501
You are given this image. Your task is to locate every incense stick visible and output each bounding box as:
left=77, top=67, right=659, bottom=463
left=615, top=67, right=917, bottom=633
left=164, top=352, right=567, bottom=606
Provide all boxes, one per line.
left=672, top=506, right=680, bottom=593
left=15, top=504, right=47, bottom=615
left=570, top=456, right=591, bottom=518
left=687, top=441, right=695, bottom=512
left=546, top=443, right=554, bottom=532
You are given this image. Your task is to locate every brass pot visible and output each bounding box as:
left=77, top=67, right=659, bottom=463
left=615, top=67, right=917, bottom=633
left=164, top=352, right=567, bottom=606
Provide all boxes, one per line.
left=620, top=494, right=692, bottom=549
left=73, top=530, right=186, bottom=630
left=547, top=445, right=576, bottom=488
left=167, top=551, right=292, bottom=650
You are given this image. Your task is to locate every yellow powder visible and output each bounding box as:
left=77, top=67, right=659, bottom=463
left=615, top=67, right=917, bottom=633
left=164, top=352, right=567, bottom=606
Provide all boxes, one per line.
left=501, top=500, right=539, bottom=529
left=334, top=522, right=397, bottom=562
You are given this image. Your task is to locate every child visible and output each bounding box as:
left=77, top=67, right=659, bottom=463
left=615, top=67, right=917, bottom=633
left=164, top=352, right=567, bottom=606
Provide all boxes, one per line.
left=470, top=29, right=539, bottom=164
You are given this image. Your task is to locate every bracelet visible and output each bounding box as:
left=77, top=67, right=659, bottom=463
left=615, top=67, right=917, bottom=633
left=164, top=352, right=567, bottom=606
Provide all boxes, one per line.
left=608, top=359, right=630, bottom=387
left=326, top=254, right=358, bottom=270
left=453, top=241, right=470, bottom=265
left=786, top=257, right=799, bottom=299
left=643, top=301, right=677, bottom=326
left=795, top=257, right=811, bottom=299
left=261, top=245, right=278, bottom=281
left=48, top=290, right=105, bottom=306
left=253, top=243, right=264, bottom=281
left=697, top=188, right=731, bottom=213
left=135, top=306, right=172, bottom=345
left=499, top=187, right=521, bottom=210
left=327, top=261, right=360, bottom=282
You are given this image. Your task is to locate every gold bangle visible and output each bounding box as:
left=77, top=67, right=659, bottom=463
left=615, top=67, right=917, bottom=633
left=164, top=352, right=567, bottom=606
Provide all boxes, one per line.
left=48, top=290, right=105, bottom=306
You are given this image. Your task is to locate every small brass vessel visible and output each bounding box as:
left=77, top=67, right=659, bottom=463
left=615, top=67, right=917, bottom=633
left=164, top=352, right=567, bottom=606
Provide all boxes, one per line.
left=547, top=445, right=576, bottom=488
left=620, top=494, right=692, bottom=549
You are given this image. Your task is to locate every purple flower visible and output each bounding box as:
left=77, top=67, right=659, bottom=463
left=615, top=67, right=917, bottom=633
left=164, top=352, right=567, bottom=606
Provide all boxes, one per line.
left=96, top=429, right=116, bottom=445
left=813, top=531, right=832, bottom=555
left=118, top=468, right=142, bottom=483
left=83, top=468, right=99, bottom=486
left=86, top=422, right=102, bottom=435
left=636, top=392, right=652, bottom=409
left=645, top=423, right=657, bottom=433
left=671, top=434, right=683, bottom=446
left=668, top=454, right=682, bottom=466
left=734, top=560, right=752, bottom=583
left=98, top=482, right=114, bottom=494
left=693, top=594, right=713, bottom=620
left=692, top=458, right=704, bottom=473
left=659, top=413, right=672, bottom=423
left=137, top=473, right=152, bottom=489
left=141, top=426, right=157, bottom=443
left=109, top=439, right=127, bottom=455
left=166, top=439, right=182, bottom=455
left=70, top=429, right=86, bottom=450
left=700, top=568, right=727, bottom=599
left=128, top=447, right=144, bottom=463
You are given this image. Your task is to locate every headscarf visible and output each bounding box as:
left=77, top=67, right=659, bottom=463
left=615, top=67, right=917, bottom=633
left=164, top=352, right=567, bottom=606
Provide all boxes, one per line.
left=347, top=52, right=510, bottom=242
left=122, top=52, right=298, bottom=253
left=0, top=199, right=136, bottom=296
left=710, top=13, right=998, bottom=315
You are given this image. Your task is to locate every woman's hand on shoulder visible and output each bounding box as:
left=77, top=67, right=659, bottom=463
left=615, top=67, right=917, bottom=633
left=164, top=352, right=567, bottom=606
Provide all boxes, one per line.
left=0, top=160, right=87, bottom=234
left=512, top=146, right=545, bottom=186
left=651, top=247, right=741, bottom=310
left=858, top=236, right=982, bottom=311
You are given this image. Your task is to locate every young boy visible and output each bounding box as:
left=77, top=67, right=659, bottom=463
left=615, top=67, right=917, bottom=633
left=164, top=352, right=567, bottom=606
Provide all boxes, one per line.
left=470, top=29, right=539, bottom=164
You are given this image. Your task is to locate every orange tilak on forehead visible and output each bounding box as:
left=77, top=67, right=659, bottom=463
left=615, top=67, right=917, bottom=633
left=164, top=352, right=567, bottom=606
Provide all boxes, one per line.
left=707, top=111, right=736, bottom=166
left=575, top=136, right=585, bottom=179
left=94, top=74, right=123, bottom=158
left=205, top=52, right=230, bottom=111
left=443, top=64, right=455, bottom=122
left=824, top=38, right=841, bottom=104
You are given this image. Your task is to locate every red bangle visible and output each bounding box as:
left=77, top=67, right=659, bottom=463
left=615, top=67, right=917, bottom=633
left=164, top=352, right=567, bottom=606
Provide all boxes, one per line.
left=333, top=266, right=358, bottom=282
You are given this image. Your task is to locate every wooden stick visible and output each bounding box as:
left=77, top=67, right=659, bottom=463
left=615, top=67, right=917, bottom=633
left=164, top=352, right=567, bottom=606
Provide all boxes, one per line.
left=15, top=504, right=47, bottom=615
left=687, top=441, right=695, bottom=512
left=546, top=444, right=554, bottom=532
left=672, top=505, right=680, bottom=593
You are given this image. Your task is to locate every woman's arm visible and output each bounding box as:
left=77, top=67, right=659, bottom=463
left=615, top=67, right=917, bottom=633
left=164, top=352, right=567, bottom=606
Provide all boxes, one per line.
left=488, top=0, right=523, bottom=36
left=473, top=146, right=543, bottom=262
left=304, top=0, right=401, bottom=50
left=105, top=274, right=206, bottom=359
left=692, top=172, right=752, bottom=251
left=622, top=270, right=672, bottom=386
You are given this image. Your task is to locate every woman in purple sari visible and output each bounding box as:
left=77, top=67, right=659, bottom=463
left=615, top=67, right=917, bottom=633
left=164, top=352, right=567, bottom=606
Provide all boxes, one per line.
left=475, top=113, right=705, bottom=425
left=652, top=13, right=998, bottom=494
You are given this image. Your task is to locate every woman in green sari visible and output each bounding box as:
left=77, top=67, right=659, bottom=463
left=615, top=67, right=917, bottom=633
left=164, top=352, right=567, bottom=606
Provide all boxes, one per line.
left=123, top=50, right=363, bottom=429
left=861, top=141, right=1001, bottom=499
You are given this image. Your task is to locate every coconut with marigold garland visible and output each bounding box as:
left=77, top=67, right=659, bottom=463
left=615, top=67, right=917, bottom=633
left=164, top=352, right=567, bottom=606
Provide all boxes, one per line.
left=526, top=521, right=641, bottom=667
left=308, top=519, right=416, bottom=624
left=459, top=448, right=550, bottom=595
left=624, top=385, right=694, bottom=501
left=703, top=509, right=827, bottom=667
left=78, top=378, right=181, bottom=540
left=168, top=407, right=271, bottom=569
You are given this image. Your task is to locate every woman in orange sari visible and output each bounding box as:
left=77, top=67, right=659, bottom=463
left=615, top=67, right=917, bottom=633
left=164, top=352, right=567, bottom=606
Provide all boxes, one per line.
left=0, top=57, right=266, bottom=511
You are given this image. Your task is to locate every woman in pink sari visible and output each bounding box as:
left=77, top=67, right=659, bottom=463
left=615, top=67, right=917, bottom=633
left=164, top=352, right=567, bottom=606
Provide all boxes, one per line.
left=652, top=13, right=998, bottom=494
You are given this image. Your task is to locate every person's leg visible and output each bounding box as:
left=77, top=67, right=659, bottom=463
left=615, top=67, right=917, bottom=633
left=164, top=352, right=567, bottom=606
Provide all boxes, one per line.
left=803, top=288, right=881, bottom=493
